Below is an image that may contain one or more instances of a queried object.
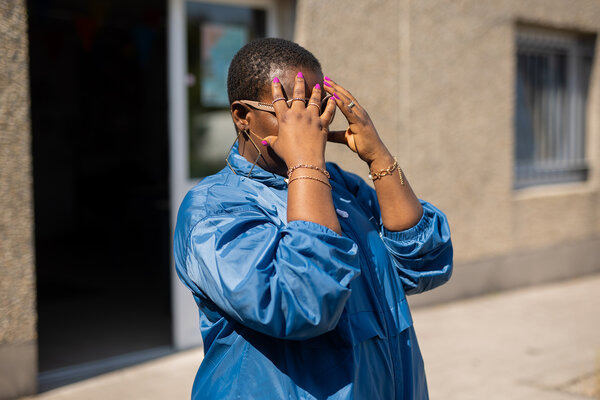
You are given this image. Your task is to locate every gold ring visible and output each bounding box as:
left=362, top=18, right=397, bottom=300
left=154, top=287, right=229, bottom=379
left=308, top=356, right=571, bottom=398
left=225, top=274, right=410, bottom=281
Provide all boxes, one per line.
left=307, top=102, right=321, bottom=110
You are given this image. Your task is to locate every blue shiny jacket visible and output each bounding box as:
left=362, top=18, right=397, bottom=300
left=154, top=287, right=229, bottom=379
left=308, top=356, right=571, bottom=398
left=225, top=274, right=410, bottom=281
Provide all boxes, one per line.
left=174, top=145, right=453, bottom=399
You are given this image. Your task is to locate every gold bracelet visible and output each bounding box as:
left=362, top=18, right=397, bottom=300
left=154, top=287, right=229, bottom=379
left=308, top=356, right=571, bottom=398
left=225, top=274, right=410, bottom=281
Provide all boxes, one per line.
left=368, top=157, right=404, bottom=185
left=288, top=175, right=332, bottom=189
left=287, top=164, right=330, bottom=179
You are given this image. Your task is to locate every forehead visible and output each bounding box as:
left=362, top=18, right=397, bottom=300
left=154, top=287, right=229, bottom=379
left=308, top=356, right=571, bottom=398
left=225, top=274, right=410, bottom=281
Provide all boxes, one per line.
left=258, top=66, right=324, bottom=101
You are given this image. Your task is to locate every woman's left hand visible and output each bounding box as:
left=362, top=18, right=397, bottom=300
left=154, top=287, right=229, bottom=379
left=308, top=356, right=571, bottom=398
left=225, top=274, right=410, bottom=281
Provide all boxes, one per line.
left=323, top=77, right=424, bottom=231
left=322, top=78, right=390, bottom=164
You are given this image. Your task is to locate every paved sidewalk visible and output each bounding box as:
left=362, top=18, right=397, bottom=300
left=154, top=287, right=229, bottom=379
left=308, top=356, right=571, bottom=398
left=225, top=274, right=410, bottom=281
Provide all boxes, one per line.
left=21, top=274, right=600, bottom=400
left=412, top=274, right=600, bottom=400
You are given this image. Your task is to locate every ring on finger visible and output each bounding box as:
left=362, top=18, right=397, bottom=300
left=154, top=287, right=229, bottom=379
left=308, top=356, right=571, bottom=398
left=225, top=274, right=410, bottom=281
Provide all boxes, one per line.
left=291, top=97, right=307, bottom=103
left=307, top=102, right=321, bottom=110
left=272, top=97, right=286, bottom=105
left=347, top=101, right=356, bottom=109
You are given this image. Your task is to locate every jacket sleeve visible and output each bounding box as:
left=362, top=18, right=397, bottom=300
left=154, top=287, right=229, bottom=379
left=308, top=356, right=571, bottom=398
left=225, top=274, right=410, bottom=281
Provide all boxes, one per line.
left=328, top=163, right=453, bottom=295
left=175, top=205, right=361, bottom=340
left=379, top=202, right=453, bottom=295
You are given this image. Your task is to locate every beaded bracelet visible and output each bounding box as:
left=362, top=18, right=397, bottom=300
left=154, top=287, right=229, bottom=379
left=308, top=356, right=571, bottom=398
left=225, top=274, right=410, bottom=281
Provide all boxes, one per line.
left=368, top=157, right=404, bottom=185
left=287, top=164, right=330, bottom=179
left=288, top=175, right=332, bottom=189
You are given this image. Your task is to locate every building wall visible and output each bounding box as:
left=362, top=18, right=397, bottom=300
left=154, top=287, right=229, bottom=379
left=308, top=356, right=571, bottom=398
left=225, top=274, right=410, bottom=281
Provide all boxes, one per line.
left=1, top=1, right=599, bottom=396
left=295, top=0, right=600, bottom=304
left=0, top=0, right=37, bottom=398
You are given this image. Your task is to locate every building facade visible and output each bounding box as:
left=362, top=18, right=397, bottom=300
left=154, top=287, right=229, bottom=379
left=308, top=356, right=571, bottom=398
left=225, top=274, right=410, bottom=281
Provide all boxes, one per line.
left=295, top=0, right=600, bottom=306
left=1, top=0, right=599, bottom=398
left=0, top=1, right=37, bottom=398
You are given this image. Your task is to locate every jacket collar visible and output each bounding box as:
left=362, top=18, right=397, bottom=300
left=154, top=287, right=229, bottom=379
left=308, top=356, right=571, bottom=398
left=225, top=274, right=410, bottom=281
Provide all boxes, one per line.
left=226, top=141, right=288, bottom=189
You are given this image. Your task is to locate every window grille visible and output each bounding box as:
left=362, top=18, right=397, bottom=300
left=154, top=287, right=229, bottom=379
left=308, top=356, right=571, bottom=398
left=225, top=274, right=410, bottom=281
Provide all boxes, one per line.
left=514, top=28, right=595, bottom=189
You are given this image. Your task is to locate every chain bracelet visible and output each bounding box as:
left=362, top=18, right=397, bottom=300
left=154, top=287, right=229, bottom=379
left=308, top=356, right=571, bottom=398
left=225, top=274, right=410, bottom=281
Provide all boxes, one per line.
left=287, top=164, right=330, bottom=179
left=368, top=157, right=404, bottom=185
left=288, top=175, right=332, bottom=189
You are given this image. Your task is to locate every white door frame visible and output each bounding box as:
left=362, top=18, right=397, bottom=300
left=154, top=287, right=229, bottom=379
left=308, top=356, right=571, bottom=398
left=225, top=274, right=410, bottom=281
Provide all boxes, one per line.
left=167, top=0, right=282, bottom=349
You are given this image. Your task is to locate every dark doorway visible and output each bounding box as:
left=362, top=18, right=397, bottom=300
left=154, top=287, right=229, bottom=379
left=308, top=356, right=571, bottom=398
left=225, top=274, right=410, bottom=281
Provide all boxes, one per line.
left=28, top=0, right=171, bottom=390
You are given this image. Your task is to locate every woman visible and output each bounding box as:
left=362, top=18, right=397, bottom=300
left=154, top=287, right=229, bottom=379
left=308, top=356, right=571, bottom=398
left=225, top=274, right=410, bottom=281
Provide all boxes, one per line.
left=174, top=38, right=453, bottom=400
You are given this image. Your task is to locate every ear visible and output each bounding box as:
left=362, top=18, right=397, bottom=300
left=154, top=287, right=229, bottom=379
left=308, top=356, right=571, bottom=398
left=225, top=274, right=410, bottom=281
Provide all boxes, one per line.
left=231, top=101, right=252, bottom=133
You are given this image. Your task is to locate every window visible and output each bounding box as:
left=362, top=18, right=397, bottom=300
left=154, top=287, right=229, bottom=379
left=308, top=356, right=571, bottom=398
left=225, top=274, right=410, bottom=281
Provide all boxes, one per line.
left=186, top=2, right=268, bottom=178
left=514, top=27, right=595, bottom=189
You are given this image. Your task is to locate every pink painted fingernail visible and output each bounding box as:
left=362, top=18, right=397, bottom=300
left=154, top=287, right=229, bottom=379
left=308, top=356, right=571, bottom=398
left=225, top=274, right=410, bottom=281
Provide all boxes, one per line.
left=314, top=83, right=321, bottom=90
left=273, top=77, right=279, bottom=83
left=333, top=93, right=340, bottom=100
left=261, top=140, right=268, bottom=147
left=323, top=81, right=332, bottom=88
left=297, top=71, right=303, bottom=78
left=324, top=76, right=331, bottom=81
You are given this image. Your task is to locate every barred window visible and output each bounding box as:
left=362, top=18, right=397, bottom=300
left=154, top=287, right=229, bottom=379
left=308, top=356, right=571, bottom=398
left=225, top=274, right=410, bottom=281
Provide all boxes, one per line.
left=514, top=28, right=595, bottom=189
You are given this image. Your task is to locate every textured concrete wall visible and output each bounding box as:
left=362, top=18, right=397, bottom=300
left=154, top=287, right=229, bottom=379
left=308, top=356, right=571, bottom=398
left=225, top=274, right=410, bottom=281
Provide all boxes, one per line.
left=0, top=0, right=37, bottom=398
left=295, top=0, right=600, bottom=268
left=296, top=0, right=408, bottom=180
left=406, top=0, right=600, bottom=263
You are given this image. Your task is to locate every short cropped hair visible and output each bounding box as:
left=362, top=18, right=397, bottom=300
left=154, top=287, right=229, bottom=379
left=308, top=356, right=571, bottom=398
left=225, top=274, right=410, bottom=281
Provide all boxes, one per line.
left=227, top=38, right=321, bottom=104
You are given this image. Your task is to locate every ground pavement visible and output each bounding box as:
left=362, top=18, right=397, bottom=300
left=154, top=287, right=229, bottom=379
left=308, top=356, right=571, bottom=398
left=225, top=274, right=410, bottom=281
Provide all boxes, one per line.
left=413, top=274, right=600, bottom=399
left=21, top=274, right=600, bottom=400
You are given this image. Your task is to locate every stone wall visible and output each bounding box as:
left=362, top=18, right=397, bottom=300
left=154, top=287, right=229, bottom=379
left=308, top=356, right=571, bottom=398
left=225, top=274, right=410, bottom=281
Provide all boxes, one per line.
left=0, top=0, right=37, bottom=398
left=295, top=0, right=600, bottom=301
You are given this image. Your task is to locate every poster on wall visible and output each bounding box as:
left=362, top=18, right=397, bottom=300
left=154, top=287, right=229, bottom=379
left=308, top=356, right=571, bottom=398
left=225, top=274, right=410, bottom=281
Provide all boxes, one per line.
left=200, top=23, right=248, bottom=107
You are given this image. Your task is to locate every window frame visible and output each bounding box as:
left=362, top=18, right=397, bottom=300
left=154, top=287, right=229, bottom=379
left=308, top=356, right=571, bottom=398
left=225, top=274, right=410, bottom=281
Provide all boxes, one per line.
left=168, top=0, right=292, bottom=350
left=514, top=27, right=594, bottom=190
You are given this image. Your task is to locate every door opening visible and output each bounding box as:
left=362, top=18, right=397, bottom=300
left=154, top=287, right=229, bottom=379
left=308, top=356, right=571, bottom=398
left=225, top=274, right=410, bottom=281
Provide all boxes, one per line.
left=28, top=0, right=172, bottom=390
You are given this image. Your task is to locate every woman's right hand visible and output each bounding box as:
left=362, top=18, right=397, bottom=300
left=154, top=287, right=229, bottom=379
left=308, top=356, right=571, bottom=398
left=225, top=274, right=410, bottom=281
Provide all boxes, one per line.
left=262, top=72, right=337, bottom=168
left=264, top=72, right=341, bottom=234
